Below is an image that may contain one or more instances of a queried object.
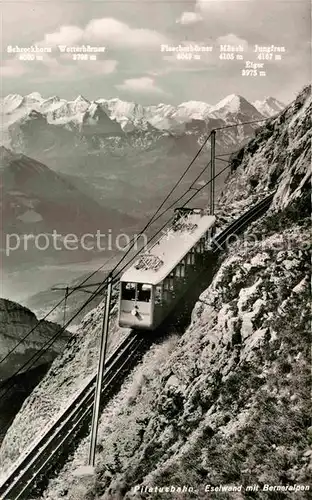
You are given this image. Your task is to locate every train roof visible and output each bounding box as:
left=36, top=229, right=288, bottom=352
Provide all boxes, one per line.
left=120, top=210, right=216, bottom=285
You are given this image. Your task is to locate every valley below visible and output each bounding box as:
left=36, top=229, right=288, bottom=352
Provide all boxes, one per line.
left=0, top=86, right=310, bottom=499
left=1, top=91, right=263, bottom=304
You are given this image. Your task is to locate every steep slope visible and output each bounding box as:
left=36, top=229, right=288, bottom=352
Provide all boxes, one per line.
left=0, top=87, right=309, bottom=498
left=0, top=146, right=135, bottom=236
left=220, top=85, right=310, bottom=210
left=0, top=299, right=70, bottom=446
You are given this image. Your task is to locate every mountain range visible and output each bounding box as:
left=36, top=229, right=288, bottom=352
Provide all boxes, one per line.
left=1, top=92, right=285, bottom=134
left=0, top=85, right=309, bottom=497
left=0, top=92, right=286, bottom=217
left=0, top=91, right=287, bottom=301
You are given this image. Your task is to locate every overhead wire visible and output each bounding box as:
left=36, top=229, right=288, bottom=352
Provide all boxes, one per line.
left=0, top=201, right=193, bottom=401
left=0, top=130, right=214, bottom=368
left=213, top=117, right=270, bottom=131
left=70, top=161, right=214, bottom=287
left=215, top=157, right=232, bottom=164
left=0, top=132, right=216, bottom=398
left=112, top=162, right=231, bottom=284
left=0, top=113, right=275, bottom=394
left=0, top=251, right=118, bottom=366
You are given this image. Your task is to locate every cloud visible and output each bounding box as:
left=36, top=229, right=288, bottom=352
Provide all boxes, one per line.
left=75, top=59, right=118, bottom=75
left=197, top=0, right=251, bottom=10
left=2, top=53, right=118, bottom=82
left=216, top=33, right=248, bottom=50
left=1, top=60, right=29, bottom=78
left=42, top=25, right=84, bottom=46
left=116, top=77, right=166, bottom=94
left=176, top=12, right=203, bottom=25
left=38, top=18, right=167, bottom=49
left=85, top=18, right=166, bottom=47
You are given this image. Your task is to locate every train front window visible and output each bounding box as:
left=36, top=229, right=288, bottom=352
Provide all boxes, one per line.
left=137, top=284, right=152, bottom=302
left=122, top=282, right=136, bottom=300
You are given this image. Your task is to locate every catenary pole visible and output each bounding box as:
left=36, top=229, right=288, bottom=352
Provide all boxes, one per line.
left=63, top=286, right=69, bottom=327
left=88, top=273, right=113, bottom=467
left=210, top=129, right=216, bottom=215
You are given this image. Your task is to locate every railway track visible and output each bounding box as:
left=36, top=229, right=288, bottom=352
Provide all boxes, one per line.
left=212, top=192, right=275, bottom=251
left=0, top=192, right=275, bottom=500
left=0, top=332, right=145, bottom=500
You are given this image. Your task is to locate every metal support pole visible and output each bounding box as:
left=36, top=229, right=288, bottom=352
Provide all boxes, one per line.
left=63, top=286, right=68, bottom=328
left=88, top=274, right=113, bottom=467
left=210, top=129, right=216, bottom=215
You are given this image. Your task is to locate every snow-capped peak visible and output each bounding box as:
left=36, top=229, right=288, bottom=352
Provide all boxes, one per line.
left=210, top=94, right=264, bottom=119
left=74, top=95, right=89, bottom=104
left=1, top=91, right=286, bottom=137
left=0, top=94, right=24, bottom=114
left=211, top=94, right=246, bottom=113
left=178, top=100, right=211, bottom=110
left=26, top=92, right=43, bottom=101
left=177, top=100, right=211, bottom=120
left=253, top=97, right=286, bottom=117
left=3, top=93, right=23, bottom=101
left=45, top=95, right=61, bottom=102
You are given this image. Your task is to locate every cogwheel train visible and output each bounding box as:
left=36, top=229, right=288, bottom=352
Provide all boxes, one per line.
left=118, top=208, right=216, bottom=330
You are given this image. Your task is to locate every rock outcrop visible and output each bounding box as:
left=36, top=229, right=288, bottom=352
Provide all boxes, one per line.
left=0, top=298, right=69, bottom=382
left=0, top=86, right=310, bottom=498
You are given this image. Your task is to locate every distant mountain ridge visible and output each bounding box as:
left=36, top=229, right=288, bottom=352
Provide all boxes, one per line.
left=0, top=91, right=287, bottom=172
left=1, top=92, right=285, bottom=135
left=0, top=146, right=135, bottom=236
left=0, top=92, right=287, bottom=226
left=252, top=97, right=286, bottom=118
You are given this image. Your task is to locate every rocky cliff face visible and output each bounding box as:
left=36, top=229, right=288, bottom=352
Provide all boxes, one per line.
left=219, top=85, right=311, bottom=212
left=0, top=298, right=69, bottom=382
left=0, top=86, right=310, bottom=498
left=0, top=299, right=71, bottom=446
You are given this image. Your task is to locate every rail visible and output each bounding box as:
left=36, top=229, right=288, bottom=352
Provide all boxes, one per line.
left=0, top=332, right=144, bottom=499
left=0, top=191, right=275, bottom=499
left=212, top=192, right=275, bottom=251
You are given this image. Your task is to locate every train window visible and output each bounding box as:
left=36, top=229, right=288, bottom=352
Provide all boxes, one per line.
left=196, top=241, right=203, bottom=253
left=200, top=238, right=206, bottom=253
left=187, top=250, right=195, bottom=265
left=180, top=259, right=186, bottom=278
left=162, top=279, right=170, bottom=302
left=137, top=283, right=152, bottom=302
left=155, top=284, right=163, bottom=304
left=163, top=290, right=170, bottom=302
left=169, top=278, right=174, bottom=290
left=122, top=282, right=136, bottom=300
left=206, top=228, right=214, bottom=242
left=163, top=277, right=174, bottom=291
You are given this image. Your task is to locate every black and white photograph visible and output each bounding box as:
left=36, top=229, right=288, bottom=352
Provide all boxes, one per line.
left=0, top=0, right=311, bottom=498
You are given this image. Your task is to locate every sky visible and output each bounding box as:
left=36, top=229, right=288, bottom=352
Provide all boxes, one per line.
left=1, top=0, right=311, bottom=106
